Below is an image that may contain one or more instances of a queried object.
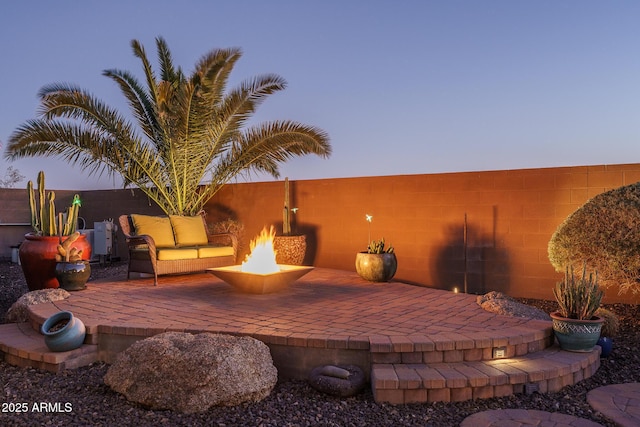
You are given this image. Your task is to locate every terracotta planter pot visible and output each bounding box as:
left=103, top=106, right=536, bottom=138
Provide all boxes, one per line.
left=19, top=233, right=92, bottom=291
left=355, top=252, right=397, bottom=282
left=273, top=235, right=306, bottom=265
left=550, top=311, right=604, bottom=353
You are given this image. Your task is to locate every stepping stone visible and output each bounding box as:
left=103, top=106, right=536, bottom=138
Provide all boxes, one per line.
left=460, top=409, right=604, bottom=427
left=587, top=383, right=640, bottom=427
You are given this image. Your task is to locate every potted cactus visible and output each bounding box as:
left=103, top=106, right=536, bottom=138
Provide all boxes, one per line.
left=18, top=171, right=91, bottom=290
left=550, top=263, right=604, bottom=352
left=355, top=237, right=397, bottom=282
left=273, top=177, right=306, bottom=265
left=54, top=231, right=91, bottom=291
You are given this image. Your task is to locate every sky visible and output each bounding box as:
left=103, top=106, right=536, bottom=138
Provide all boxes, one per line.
left=1, top=1, right=639, bottom=190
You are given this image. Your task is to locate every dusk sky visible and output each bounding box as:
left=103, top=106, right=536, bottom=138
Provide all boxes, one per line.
left=1, top=1, right=639, bottom=189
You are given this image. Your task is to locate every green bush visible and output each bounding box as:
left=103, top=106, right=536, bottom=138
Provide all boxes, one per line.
left=548, top=181, right=640, bottom=294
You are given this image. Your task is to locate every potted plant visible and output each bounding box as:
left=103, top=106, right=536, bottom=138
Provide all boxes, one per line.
left=54, top=231, right=91, bottom=291
left=356, top=237, right=397, bottom=282
left=273, top=177, right=306, bottom=265
left=18, top=171, right=91, bottom=290
left=550, top=263, right=604, bottom=352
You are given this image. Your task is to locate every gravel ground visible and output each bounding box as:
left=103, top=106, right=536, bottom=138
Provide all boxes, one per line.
left=1, top=261, right=639, bottom=426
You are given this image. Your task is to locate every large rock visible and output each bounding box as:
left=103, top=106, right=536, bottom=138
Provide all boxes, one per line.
left=5, top=289, right=70, bottom=323
left=104, top=332, right=278, bottom=413
left=477, top=291, right=550, bottom=321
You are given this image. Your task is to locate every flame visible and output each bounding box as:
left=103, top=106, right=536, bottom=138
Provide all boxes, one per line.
left=241, top=226, right=280, bottom=274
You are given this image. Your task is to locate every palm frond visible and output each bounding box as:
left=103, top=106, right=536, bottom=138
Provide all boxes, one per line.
left=5, top=37, right=331, bottom=215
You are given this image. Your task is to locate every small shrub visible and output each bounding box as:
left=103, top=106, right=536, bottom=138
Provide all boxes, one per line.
left=548, top=182, right=640, bottom=294
left=595, top=308, right=620, bottom=337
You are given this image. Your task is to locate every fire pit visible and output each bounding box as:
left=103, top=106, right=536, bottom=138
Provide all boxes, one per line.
left=208, top=226, right=313, bottom=294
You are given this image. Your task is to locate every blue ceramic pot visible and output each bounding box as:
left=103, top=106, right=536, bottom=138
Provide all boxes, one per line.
left=597, top=336, right=613, bottom=357
left=41, top=311, right=86, bottom=352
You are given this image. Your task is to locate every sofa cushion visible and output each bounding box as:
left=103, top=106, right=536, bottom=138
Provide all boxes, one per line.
left=157, top=248, right=199, bottom=261
left=198, top=246, right=235, bottom=258
left=170, top=215, right=209, bottom=247
left=131, top=215, right=176, bottom=248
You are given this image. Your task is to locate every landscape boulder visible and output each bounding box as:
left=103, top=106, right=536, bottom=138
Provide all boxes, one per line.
left=103, top=332, right=277, bottom=413
left=477, top=291, right=550, bottom=321
left=308, top=364, right=366, bottom=397
left=5, top=289, right=70, bottom=323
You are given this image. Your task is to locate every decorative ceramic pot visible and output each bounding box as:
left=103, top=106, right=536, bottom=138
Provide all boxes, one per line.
left=550, top=311, right=604, bottom=353
left=273, top=235, right=306, bottom=265
left=19, top=233, right=92, bottom=291
left=597, top=336, right=613, bottom=357
left=41, top=311, right=86, bottom=352
left=55, top=261, right=91, bottom=291
left=355, top=252, right=397, bottom=282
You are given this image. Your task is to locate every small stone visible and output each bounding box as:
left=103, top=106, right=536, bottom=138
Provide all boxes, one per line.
left=477, top=291, right=550, bottom=320
left=308, top=365, right=366, bottom=397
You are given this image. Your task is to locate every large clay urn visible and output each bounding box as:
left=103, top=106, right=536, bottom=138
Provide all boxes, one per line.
left=19, top=233, right=92, bottom=291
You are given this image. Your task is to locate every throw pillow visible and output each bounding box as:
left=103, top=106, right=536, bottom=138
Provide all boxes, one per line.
left=131, top=215, right=176, bottom=248
left=170, top=215, right=209, bottom=247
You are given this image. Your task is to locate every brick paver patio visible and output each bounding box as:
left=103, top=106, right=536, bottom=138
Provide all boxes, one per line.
left=1, top=268, right=604, bottom=406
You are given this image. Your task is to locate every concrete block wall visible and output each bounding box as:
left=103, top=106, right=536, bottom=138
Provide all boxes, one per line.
left=205, top=164, right=640, bottom=304
left=2, top=163, right=639, bottom=303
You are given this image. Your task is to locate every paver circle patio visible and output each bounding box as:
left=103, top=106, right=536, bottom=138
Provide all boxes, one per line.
left=12, top=267, right=603, bottom=404
left=26, top=268, right=551, bottom=352
left=460, top=409, right=604, bottom=427
left=587, top=383, right=640, bottom=427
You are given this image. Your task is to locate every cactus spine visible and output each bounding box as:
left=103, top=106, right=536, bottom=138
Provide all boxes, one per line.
left=26, top=171, right=81, bottom=236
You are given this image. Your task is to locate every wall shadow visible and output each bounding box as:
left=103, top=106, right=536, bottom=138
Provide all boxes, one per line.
left=430, top=218, right=512, bottom=296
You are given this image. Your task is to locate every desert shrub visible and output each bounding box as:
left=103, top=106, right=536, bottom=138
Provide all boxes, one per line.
left=595, top=308, right=620, bottom=337
left=548, top=181, right=640, bottom=294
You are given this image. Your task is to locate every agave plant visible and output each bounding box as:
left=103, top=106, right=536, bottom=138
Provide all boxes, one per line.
left=5, top=37, right=331, bottom=215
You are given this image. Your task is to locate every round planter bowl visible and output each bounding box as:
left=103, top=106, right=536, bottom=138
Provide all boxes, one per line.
left=355, top=252, right=397, bottom=282
left=41, top=311, right=86, bottom=352
left=550, top=311, right=604, bottom=353
left=55, top=261, right=91, bottom=291
left=597, top=336, right=613, bottom=357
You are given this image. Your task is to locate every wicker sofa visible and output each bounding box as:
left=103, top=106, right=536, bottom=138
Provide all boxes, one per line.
left=119, top=212, right=237, bottom=286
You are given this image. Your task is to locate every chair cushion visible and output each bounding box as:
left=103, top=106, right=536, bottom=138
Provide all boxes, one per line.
left=170, top=215, right=209, bottom=247
left=157, top=248, right=199, bottom=261
left=131, top=215, right=176, bottom=248
left=198, top=246, right=235, bottom=258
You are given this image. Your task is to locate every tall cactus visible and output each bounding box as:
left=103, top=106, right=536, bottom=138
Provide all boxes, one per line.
left=26, top=171, right=81, bottom=236
left=283, top=177, right=291, bottom=236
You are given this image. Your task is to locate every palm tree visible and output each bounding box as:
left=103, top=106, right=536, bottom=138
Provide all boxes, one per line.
left=5, top=37, right=331, bottom=215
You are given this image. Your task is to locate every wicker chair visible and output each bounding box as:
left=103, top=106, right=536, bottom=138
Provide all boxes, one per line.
left=118, top=212, right=237, bottom=286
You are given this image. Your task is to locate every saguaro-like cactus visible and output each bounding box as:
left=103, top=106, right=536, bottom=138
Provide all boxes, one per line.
left=26, top=171, right=81, bottom=236
left=283, top=177, right=291, bottom=236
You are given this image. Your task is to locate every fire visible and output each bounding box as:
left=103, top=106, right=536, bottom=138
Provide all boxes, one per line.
left=241, top=226, right=280, bottom=274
